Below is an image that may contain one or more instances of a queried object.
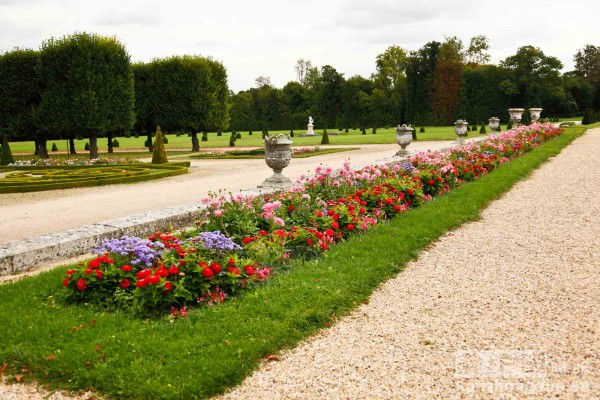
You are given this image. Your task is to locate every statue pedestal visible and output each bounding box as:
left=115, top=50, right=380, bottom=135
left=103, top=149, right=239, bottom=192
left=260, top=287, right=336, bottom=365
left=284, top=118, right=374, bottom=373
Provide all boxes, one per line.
left=304, top=123, right=317, bottom=136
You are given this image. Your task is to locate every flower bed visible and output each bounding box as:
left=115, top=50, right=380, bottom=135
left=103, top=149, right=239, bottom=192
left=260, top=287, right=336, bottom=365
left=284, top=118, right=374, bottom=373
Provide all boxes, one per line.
left=61, top=123, right=562, bottom=316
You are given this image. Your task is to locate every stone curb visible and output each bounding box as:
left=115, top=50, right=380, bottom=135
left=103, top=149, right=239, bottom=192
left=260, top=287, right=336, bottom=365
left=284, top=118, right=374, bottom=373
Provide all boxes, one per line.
left=0, top=138, right=482, bottom=276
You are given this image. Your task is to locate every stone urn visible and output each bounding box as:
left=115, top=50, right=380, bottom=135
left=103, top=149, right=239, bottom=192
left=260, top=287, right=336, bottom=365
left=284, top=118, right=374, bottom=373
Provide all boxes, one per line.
left=259, top=134, right=293, bottom=190
left=488, top=117, right=500, bottom=135
left=508, top=108, right=525, bottom=127
left=454, top=119, right=469, bottom=145
left=528, top=108, right=543, bottom=123
left=395, top=124, right=414, bottom=156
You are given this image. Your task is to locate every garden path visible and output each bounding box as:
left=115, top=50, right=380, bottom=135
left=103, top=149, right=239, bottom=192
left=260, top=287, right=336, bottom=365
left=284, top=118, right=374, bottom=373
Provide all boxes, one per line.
left=218, top=128, right=600, bottom=399
left=0, top=141, right=453, bottom=244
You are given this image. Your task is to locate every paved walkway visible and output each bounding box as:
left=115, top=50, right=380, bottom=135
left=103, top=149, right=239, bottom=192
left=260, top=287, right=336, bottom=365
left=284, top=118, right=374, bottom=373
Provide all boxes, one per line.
left=0, top=141, right=453, bottom=244
left=218, top=128, right=600, bottom=399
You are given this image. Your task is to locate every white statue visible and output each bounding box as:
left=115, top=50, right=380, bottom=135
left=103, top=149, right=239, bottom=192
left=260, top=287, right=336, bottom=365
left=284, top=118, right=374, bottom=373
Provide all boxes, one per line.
left=308, top=116, right=314, bottom=125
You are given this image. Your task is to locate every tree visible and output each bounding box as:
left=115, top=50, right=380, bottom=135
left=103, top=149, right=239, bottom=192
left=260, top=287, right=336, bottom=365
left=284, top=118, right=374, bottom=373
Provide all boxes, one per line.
left=465, top=35, right=491, bottom=66
left=295, top=59, right=312, bottom=86
left=374, top=45, right=408, bottom=124
left=500, top=45, right=564, bottom=114
left=431, top=37, right=464, bottom=125
left=0, top=48, right=42, bottom=155
left=255, top=76, right=272, bottom=88
left=406, top=41, right=441, bottom=125
left=574, top=45, right=600, bottom=108
left=37, top=32, right=135, bottom=159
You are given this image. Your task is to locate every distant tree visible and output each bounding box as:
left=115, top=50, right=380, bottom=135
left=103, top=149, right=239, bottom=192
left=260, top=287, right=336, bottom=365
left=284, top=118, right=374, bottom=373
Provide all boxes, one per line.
left=37, top=32, right=135, bottom=159
left=374, top=45, right=408, bottom=124
left=431, top=37, right=464, bottom=125
left=295, top=59, right=312, bottom=86
left=406, top=41, right=441, bottom=125
left=574, top=44, right=600, bottom=108
left=465, top=35, right=491, bottom=66
left=255, top=76, right=272, bottom=88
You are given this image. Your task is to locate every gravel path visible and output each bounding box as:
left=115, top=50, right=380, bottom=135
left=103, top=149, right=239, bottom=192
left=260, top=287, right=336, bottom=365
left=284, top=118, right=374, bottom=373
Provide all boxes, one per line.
left=218, top=129, right=600, bottom=399
left=1, top=131, right=598, bottom=399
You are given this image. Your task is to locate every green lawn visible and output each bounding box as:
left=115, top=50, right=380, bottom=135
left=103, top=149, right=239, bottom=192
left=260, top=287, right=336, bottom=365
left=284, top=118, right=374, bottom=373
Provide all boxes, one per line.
left=0, top=125, right=588, bottom=399
left=7, top=125, right=507, bottom=155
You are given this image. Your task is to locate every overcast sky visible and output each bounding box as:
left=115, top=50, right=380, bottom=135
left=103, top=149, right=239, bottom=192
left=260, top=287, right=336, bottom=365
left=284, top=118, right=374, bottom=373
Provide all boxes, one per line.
left=1, top=0, right=598, bottom=92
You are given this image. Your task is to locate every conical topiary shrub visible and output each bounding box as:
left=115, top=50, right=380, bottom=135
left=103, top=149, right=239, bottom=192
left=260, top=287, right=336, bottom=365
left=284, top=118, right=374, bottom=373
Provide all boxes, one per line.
left=152, top=125, right=168, bottom=164
left=479, top=124, right=487, bottom=134
left=372, top=127, right=377, bottom=134
left=321, top=129, right=330, bottom=144
left=1, top=135, right=15, bottom=165
left=84, top=142, right=90, bottom=151
left=51, top=143, right=58, bottom=152
left=229, top=136, right=235, bottom=147
left=419, top=127, right=425, bottom=133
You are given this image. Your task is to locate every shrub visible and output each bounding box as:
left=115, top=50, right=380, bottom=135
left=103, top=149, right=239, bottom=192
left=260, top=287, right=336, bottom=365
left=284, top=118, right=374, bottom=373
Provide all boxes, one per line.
left=125, top=131, right=131, bottom=138
left=229, top=136, right=235, bottom=147
left=176, top=132, right=181, bottom=137
left=51, top=143, right=58, bottom=152
left=361, top=127, right=366, bottom=135
left=249, top=130, right=253, bottom=136
left=144, top=139, right=151, bottom=147
left=84, top=142, right=90, bottom=151
left=0, top=135, right=15, bottom=165
left=479, top=124, right=487, bottom=134
left=151, top=125, right=168, bottom=164
left=472, top=125, right=477, bottom=131
left=345, top=128, right=349, bottom=133
left=202, top=132, right=208, bottom=142
left=372, top=127, right=376, bottom=134
left=507, top=123, right=513, bottom=129
left=321, top=130, right=330, bottom=144
left=134, top=133, right=139, bottom=138
left=419, top=127, right=425, bottom=133
left=163, top=136, right=168, bottom=144
left=236, top=132, right=241, bottom=139
left=217, top=131, right=222, bottom=137
left=112, top=139, right=120, bottom=148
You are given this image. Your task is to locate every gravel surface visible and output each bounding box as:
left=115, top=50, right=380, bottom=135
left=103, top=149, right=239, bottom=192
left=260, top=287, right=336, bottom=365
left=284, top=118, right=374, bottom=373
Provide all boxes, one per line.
left=218, top=129, right=600, bottom=399
left=2, top=131, right=598, bottom=399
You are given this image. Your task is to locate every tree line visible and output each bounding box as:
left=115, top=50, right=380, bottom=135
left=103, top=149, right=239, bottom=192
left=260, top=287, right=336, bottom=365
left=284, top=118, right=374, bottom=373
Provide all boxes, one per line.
left=1, top=32, right=599, bottom=160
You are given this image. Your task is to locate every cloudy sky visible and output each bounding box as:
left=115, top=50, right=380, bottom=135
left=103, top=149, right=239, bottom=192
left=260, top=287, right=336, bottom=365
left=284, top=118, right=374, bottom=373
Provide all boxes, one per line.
left=1, top=0, right=598, bottom=92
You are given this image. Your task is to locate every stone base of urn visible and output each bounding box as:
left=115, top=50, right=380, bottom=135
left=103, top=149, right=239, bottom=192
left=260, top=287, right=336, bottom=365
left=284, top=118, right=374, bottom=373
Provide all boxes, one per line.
left=259, top=171, right=293, bottom=190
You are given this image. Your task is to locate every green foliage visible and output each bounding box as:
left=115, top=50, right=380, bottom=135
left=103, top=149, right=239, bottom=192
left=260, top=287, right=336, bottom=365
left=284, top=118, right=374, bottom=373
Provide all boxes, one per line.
left=151, top=126, right=168, bottom=164
left=112, top=139, right=120, bottom=148
left=321, top=130, right=330, bottom=144
left=51, top=143, right=58, bottom=152
left=372, top=127, right=377, bottom=134
left=162, top=135, right=168, bottom=144
left=229, top=136, right=235, bottom=147
left=472, top=125, right=477, bottom=131
left=507, top=123, right=513, bottom=129
left=479, top=124, right=487, bottom=134
left=202, top=132, right=209, bottom=141
left=37, top=32, right=135, bottom=157
left=216, top=131, right=222, bottom=137
left=84, top=142, right=90, bottom=151
left=1, top=134, right=15, bottom=165
left=236, top=132, right=241, bottom=139
left=419, top=126, right=425, bottom=133
left=124, top=131, right=131, bottom=138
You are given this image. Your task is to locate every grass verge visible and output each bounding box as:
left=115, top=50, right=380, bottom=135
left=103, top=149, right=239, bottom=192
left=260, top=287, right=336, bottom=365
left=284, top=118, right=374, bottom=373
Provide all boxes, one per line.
left=0, top=125, right=589, bottom=399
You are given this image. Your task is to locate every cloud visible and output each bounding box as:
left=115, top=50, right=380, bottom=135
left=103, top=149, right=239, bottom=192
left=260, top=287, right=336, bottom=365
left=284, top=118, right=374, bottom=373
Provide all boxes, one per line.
left=93, top=4, right=161, bottom=26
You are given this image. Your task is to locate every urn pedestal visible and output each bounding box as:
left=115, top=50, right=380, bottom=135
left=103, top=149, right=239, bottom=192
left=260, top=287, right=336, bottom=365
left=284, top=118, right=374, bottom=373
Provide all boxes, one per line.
left=454, top=119, right=469, bottom=145
left=259, top=134, right=293, bottom=190
left=395, top=124, right=414, bottom=156
left=488, top=117, right=500, bottom=135
left=508, top=108, right=525, bottom=127
left=528, top=108, right=543, bottom=123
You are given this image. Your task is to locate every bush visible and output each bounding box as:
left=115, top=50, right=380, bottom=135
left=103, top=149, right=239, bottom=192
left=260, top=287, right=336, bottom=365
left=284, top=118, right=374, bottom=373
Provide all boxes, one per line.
left=361, top=127, right=366, bottom=135
left=229, top=136, right=235, bottom=147
left=236, top=132, right=241, bottom=139
left=321, top=130, right=330, bottom=144
left=51, top=143, right=58, bottom=152
left=134, top=133, right=139, bottom=138
left=419, top=127, right=425, bottom=133
left=0, top=135, right=15, bottom=165
left=217, top=131, right=222, bottom=137
left=345, top=128, right=349, bottom=133
left=163, top=136, right=168, bottom=144
left=176, top=132, right=181, bottom=137
left=125, top=131, right=131, bottom=138
left=479, top=124, right=487, bottom=134
left=249, top=130, right=253, bottom=136
left=144, top=139, right=151, bottom=147
left=372, top=127, right=376, bottom=134
left=472, top=125, right=477, bottom=131
left=507, top=123, right=513, bottom=130
left=202, top=132, right=208, bottom=142
left=112, top=139, right=120, bottom=148
left=151, top=125, right=168, bottom=164
left=84, top=142, right=90, bottom=151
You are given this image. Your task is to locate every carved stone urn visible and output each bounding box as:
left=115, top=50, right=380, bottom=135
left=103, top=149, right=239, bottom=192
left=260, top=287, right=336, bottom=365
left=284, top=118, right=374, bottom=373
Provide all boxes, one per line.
left=259, top=134, right=293, bottom=190
left=395, top=124, right=414, bottom=156
left=488, top=117, right=500, bottom=135
left=528, top=108, right=543, bottom=123
left=508, top=108, right=525, bottom=127
left=454, top=119, right=469, bottom=145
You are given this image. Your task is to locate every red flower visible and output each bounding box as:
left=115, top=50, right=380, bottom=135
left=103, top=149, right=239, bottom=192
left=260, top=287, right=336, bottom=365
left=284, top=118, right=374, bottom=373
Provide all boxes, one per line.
left=385, top=199, right=392, bottom=205
left=136, top=278, right=148, bottom=288
left=307, top=238, right=315, bottom=246
left=288, top=205, right=295, bottom=212
left=428, top=179, right=435, bottom=185
left=325, top=229, right=334, bottom=237
left=84, top=268, right=93, bottom=275
left=346, top=223, right=355, bottom=230
left=66, top=269, right=76, bottom=275
left=244, top=265, right=255, bottom=275
left=242, top=236, right=256, bottom=244
left=96, top=270, right=104, bottom=279
left=120, top=279, right=130, bottom=289
left=393, top=205, right=401, bottom=212
left=315, top=231, right=324, bottom=240
left=228, top=258, right=236, bottom=266
left=121, top=265, right=132, bottom=273
left=332, top=214, right=339, bottom=221
left=164, top=281, right=173, bottom=293
left=331, top=222, right=339, bottom=229
left=202, top=267, right=214, bottom=278
left=211, top=262, right=222, bottom=274
left=156, top=267, right=169, bottom=278
left=359, top=207, right=366, bottom=214
left=76, top=278, right=87, bottom=291
left=179, top=259, right=186, bottom=266
left=408, top=189, right=415, bottom=195
left=315, top=211, right=323, bottom=217
left=148, top=275, right=161, bottom=285
left=88, top=259, right=100, bottom=269
left=137, top=269, right=151, bottom=279
left=169, top=266, right=179, bottom=275
left=258, top=230, right=267, bottom=236
left=360, top=200, right=367, bottom=206
left=62, top=277, right=71, bottom=287
left=228, top=267, right=240, bottom=275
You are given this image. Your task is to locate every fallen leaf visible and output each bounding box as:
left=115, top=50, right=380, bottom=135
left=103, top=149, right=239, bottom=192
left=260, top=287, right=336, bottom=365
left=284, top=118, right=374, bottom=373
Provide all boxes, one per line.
left=0, top=363, right=8, bottom=374
left=14, top=375, right=23, bottom=382
left=266, top=355, right=280, bottom=362
left=45, top=355, right=56, bottom=360
left=94, top=345, right=104, bottom=352
left=224, top=340, right=231, bottom=346
left=88, top=320, right=97, bottom=327
left=85, top=361, right=92, bottom=368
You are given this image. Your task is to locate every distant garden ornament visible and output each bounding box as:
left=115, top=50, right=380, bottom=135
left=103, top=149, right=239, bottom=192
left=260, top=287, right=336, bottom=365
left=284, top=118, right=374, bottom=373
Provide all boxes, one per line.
left=395, top=124, right=414, bottom=156
left=304, top=115, right=317, bottom=136
left=259, top=134, right=293, bottom=190
left=488, top=117, right=500, bottom=135
left=508, top=108, right=525, bottom=127
left=454, top=119, right=469, bottom=145
left=528, top=108, right=543, bottom=123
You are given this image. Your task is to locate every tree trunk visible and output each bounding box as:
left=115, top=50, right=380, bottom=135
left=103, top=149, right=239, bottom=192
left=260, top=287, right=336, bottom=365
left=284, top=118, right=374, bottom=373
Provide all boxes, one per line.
left=38, top=139, right=49, bottom=159
left=147, top=131, right=154, bottom=152
left=89, top=131, right=98, bottom=159
left=69, top=138, right=77, bottom=154
left=34, top=138, right=39, bottom=155
left=191, top=132, right=200, bottom=152
left=107, top=132, right=114, bottom=154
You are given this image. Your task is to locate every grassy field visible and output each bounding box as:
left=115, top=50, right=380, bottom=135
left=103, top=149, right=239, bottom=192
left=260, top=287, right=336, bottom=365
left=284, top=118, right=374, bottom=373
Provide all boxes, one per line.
left=7, top=125, right=508, bottom=155
left=0, top=125, right=589, bottom=399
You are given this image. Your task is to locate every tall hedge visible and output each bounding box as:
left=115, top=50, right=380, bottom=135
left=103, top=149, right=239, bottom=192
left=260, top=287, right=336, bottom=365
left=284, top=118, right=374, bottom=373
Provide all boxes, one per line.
left=37, top=32, right=135, bottom=159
